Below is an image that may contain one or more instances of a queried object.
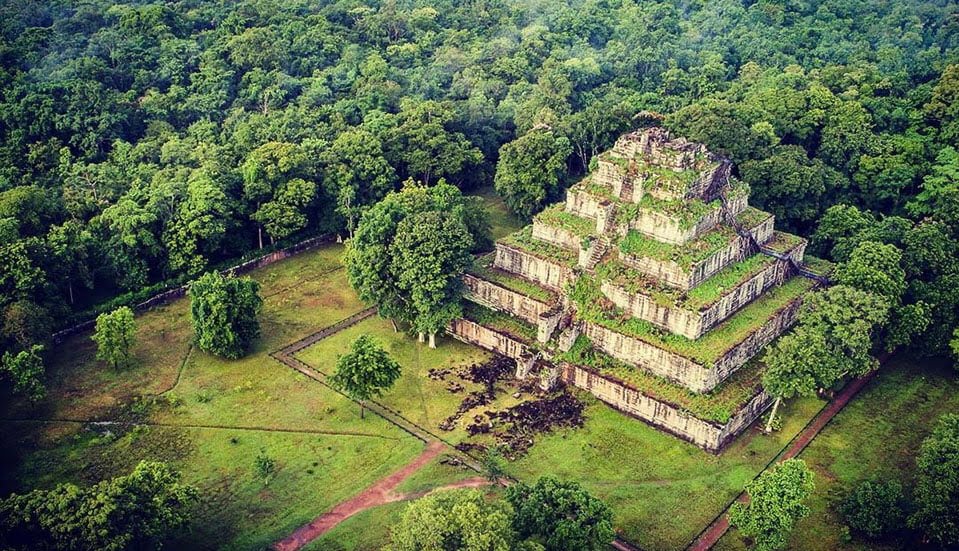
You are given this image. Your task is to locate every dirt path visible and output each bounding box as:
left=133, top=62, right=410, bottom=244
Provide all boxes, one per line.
left=273, top=441, right=490, bottom=551
left=686, top=356, right=888, bottom=551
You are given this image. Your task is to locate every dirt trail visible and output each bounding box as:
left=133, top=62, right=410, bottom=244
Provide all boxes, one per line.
left=273, top=441, right=491, bottom=551
left=686, top=357, right=887, bottom=551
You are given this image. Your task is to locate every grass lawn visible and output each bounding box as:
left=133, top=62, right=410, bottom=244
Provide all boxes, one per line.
left=507, top=392, right=825, bottom=550
left=0, top=243, right=427, bottom=550
left=715, top=354, right=959, bottom=551
left=295, top=315, right=527, bottom=444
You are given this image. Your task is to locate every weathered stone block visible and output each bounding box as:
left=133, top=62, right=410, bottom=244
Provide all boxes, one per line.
left=561, top=363, right=772, bottom=453
left=447, top=318, right=528, bottom=361
left=532, top=219, right=582, bottom=251
left=493, top=243, right=574, bottom=292
left=462, top=273, right=553, bottom=325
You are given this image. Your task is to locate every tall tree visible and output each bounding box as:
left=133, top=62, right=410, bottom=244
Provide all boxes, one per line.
left=728, top=459, right=815, bottom=551
left=394, top=99, right=483, bottom=186
left=494, top=127, right=572, bottom=220
left=0, top=461, right=198, bottom=551
left=92, top=306, right=137, bottom=370
left=506, top=476, right=614, bottom=551
left=909, top=414, right=959, bottom=548
left=388, top=489, right=516, bottom=551
left=241, top=142, right=316, bottom=248
left=322, top=127, right=396, bottom=238
left=762, top=286, right=889, bottom=431
left=329, top=334, right=401, bottom=419
left=392, top=210, right=473, bottom=348
left=188, top=272, right=262, bottom=360
left=346, top=182, right=489, bottom=334
left=0, top=344, right=45, bottom=402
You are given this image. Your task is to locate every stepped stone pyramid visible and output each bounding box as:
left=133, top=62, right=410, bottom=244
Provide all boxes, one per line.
left=450, top=127, right=831, bottom=452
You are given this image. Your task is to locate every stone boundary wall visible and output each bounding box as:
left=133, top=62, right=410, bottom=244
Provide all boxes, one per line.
left=51, top=235, right=333, bottom=344
left=493, top=243, right=574, bottom=292
left=711, top=292, right=804, bottom=383
left=448, top=318, right=529, bottom=361
left=462, top=273, right=553, bottom=325
left=601, top=255, right=789, bottom=339
left=583, top=322, right=714, bottom=392
left=560, top=363, right=769, bottom=452
left=619, top=214, right=774, bottom=291
left=532, top=219, right=583, bottom=251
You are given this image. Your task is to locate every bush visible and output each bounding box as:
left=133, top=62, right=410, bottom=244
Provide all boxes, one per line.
left=840, top=479, right=906, bottom=539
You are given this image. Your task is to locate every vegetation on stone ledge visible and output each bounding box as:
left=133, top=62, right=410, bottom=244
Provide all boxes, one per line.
left=462, top=301, right=537, bottom=342
left=534, top=204, right=595, bottom=238
left=467, top=255, right=557, bottom=304
left=556, top=335, right=763, bottom=423
left=499, top=226, right=578, bottom=267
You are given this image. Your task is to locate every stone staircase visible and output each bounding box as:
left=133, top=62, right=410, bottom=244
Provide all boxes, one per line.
left=580, top=237, right=609, bottom=270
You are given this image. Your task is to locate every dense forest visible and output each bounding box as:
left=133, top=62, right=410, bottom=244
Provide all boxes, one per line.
left=1, top=0, right=958, bottom=360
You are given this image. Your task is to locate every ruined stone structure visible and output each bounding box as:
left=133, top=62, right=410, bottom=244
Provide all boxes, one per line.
left=448, top=128, right=829, bottom=452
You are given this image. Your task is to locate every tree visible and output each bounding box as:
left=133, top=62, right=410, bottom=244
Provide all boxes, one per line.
left=840, top=479, right=905, bottom=540
left=728, top=459, right=815, bottom=551
left=762, top=286, right=889, bottom=432
left=188, top=271, right=262, bottom=360
left=506, top=476, right=614, bottom=551
left=908, top=146, right=959, bottom=229
left=394, top=99, right=483, bottom=186
left=0, top=461, right=198, bottom=551
left=388, top=489, right=516, bottom=551
left=328, top=334, right=401, bottom=419
left=494, top=128, right=572, bottom=220
left=92, top=306, right=137, bottom=370
left=392, top=210, right=473, bottom=348
left=346, top=182, right=488, bottom=335
left=323, top=127, right=396, bottom=238
left=0, top=344, right=45, bottom=402
left=241, top=142, right=315, bottom=248
left=909, top=414, right=959, bottom=548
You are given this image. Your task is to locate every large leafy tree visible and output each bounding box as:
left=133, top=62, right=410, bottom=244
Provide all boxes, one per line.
left=346, top=182, right=488, bottom=340
left=241, top=142, right=317, bottom=248
left=92, top=306, right=137, bottom=370
left=392, top=210, right=473, bottom=348
left=729, top=459, right=815, bottom=551
left=494, top=127, right=572, bottom=220
left=0, top=461, right=198, bottom=551
left=506, top=476, right=614, bottom=551
left=909, top=414, right=959, bottom=548
left=394, top=99, right=483, bottom=186
left=188, top=271, right=262, bottom=360
left=762, top=286, right=889, bottom=431
left=328, top=334, right=401, bottom=419
left=0, top=344, right=45, bottom=402
left=322, top=127, right=396, bottom=238
left=388, top=489, right=516, bottom=551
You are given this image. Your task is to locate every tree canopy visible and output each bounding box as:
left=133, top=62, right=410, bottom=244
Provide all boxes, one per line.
left=728, top=459, right=815, bottom=551
left=188, top=271, right=262, bottom=359
left=328, top=334, right=402, bottom=419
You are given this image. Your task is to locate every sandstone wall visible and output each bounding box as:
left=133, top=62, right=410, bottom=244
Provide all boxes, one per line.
left=583, top=322, right=714, bottom=392
left=626, top=195, right=745, bottom=245
left=565, top=187, right=606, bottom=220
left=620, top=214, right=773, bottom=291
left=532, top=219, right=582, bottom=251
left=462, top=273, right=553, bottom=325
left=600, top=257, right=787, bottom=340
left=448, top=318, right=529, bottom=361
left=493, top=244, right=574, bottom=292
left=711, top=293, right=804, bottom=383
left=560, top=363, right=768, bottom=452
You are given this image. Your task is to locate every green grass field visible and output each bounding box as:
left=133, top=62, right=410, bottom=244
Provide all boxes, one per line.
left=715, top=355, right=959, bottom=551
left=506, top=392, right=824, bottom=550
left=0, top=244, right=426, bottom=550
